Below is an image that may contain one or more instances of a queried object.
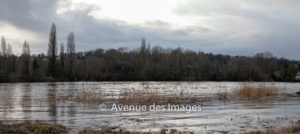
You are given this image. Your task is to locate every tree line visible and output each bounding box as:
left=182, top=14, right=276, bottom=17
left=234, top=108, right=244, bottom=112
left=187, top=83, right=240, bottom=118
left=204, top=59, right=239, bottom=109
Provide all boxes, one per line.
left=0, top=23, right=299, bottom=82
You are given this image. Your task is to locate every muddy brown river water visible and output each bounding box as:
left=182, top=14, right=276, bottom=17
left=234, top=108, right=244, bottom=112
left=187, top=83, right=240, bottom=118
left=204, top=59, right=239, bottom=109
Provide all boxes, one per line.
left=0, top=82, right=300, bottom=133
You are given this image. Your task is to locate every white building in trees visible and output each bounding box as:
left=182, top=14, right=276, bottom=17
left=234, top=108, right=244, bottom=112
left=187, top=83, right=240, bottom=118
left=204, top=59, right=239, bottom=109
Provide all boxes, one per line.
left=296, top=71, right=300, bottom=80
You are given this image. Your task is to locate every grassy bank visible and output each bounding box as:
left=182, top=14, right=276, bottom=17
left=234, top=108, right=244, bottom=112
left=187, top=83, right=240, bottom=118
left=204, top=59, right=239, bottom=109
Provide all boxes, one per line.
left=1, top=121, right=300, bottom=134
left=0, top=121, right=193, bottom=134
left=0, top=121, right=68, bottom=134
left=246, top=120, right=300, bottom=134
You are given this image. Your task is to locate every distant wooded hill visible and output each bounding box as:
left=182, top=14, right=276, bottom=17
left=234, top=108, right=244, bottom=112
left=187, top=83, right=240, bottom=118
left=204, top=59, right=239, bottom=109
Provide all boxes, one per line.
left=0, top=23, right=299, bottom=82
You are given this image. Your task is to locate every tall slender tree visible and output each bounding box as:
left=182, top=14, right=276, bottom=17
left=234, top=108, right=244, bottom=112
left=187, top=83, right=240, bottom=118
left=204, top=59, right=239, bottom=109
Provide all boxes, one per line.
left=21, top=41, right=31, bottom=81
left=0, top=37, right=7, bottom=75
left=7, top=44, right=12, bottom=56
left=1, top=36, right=7, bottom=57
left=139, top=38, right=147, bottom=79
left=67, top=32, right=76, bottom=78
left=47, top=23, right=57, bottom=78
left=6, top=43, right=15, bottom=74
left=0, top=37, right=15, bottom=82
left=60, top=43, right=65, bottom=71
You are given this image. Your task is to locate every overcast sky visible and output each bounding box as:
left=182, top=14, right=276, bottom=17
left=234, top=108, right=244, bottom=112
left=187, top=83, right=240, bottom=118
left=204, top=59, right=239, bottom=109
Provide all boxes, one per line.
left=0, top=0, right=300, bottom=59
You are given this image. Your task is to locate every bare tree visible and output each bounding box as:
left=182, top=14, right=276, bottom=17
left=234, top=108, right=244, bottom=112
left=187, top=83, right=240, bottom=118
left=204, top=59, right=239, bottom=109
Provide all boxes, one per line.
left=47, top=23, right=57, bottom=77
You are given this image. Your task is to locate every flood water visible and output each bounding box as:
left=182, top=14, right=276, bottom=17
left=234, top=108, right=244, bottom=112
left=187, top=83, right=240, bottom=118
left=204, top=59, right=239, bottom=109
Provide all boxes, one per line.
left=0, top=82, right=300, bottom=133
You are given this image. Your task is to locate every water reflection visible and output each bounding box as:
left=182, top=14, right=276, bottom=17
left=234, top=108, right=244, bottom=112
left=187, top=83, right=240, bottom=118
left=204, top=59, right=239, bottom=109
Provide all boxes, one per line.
left=67, top=103, right=76, bottom=125
left=47, top=83, right=57, bottom=122
left=22, top=83, right=32, bottom=119
left=0, top=84, right=14, bottom=120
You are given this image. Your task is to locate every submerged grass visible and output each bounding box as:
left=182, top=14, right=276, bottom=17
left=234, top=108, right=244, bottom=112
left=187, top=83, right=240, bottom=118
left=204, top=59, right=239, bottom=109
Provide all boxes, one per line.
left=74, top=90, right=103, bottom=103
left=217, top=82, right=284, bottom=102
left=235, top=82, right=279, bottom=100
left=55, top=90, right=103, bottom=103
left=55, top=84, right=103, bottom=103
left=74, top=84, right=103, bottom=103
left=119, top=88, right=160, bottom=105
left=217, top=90, right=231, bottom=101
left=118, top=83, right=185, bottom=105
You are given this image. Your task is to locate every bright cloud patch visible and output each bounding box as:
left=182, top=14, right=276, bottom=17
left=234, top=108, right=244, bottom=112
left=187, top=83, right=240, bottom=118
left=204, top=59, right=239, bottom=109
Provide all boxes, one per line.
left=0, top=21, right=46, bottom=54
left=57, top=0, right=197, bottom=29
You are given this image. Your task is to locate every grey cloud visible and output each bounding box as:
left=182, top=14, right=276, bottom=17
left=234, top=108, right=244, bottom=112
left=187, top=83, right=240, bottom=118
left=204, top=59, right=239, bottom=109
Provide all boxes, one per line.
left=0, top=0, right=300, bottom=60
left=0, top=0, right=58, bottom=33
left=174, top=0, right=300, bottom=59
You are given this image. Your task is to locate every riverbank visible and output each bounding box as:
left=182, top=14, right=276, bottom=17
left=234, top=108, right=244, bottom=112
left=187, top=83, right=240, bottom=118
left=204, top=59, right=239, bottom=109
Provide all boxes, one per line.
left=1, top=120, right=300, bottom=134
